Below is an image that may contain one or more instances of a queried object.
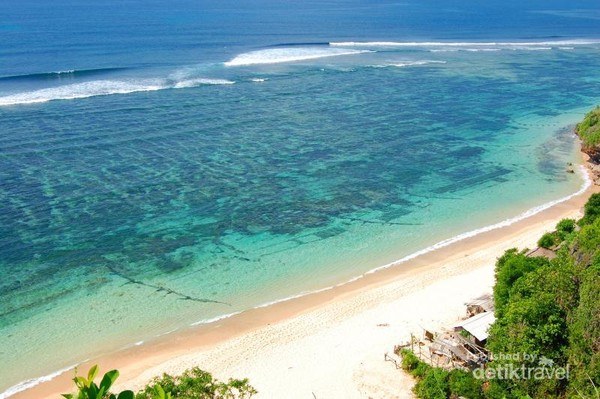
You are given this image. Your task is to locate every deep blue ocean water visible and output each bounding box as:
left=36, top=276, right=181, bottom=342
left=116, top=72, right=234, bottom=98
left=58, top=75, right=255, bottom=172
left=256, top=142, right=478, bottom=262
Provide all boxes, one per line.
left=1, top=0, right=600, bottom=394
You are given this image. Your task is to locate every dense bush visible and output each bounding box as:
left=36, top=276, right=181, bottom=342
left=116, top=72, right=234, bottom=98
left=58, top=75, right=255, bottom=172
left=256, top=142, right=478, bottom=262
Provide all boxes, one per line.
left=486, top=204, right=600, bottom=398
left=493, top=249, right=549, bottom=316
left=401, top=192, right=600, bottom=398
left=575, top=106, right=600, bottom=150
left=555, top=218, right=576, bottom=241
left=63, top=366, right=256, bottom=399
left=579, top=193, right=600, bottom=226
left=136, top=367, right=256, bottom=399
left=447, top=369, right=484, bottom=399
left=62, top=366, right=134, bottom=399
left=399, top=349, right=483, bottom=399
left=537, top=232, right=557, bottom=249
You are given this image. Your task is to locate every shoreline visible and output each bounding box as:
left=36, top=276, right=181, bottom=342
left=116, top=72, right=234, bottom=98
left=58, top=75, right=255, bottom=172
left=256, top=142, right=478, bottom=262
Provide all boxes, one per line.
left=7, top=162, right=598, bottom=399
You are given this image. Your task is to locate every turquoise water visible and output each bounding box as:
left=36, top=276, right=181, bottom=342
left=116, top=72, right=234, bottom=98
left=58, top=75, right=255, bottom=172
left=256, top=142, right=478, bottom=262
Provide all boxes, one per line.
left=2, top=0, right=600, bottom=394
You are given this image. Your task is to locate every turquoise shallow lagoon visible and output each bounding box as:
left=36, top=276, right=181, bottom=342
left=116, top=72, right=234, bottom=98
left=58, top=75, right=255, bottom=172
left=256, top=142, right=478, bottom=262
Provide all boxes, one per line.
left=2, top=0, right=600, bottom=394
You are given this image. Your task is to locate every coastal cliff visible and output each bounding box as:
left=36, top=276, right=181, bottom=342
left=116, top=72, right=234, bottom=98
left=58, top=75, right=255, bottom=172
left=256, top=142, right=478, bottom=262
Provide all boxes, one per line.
left=576, top=106, right=600, bottom=183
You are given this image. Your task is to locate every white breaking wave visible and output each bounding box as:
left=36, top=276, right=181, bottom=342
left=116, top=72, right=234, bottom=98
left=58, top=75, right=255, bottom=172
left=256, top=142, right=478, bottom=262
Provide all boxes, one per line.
left=464, top=48, right=502, bottom=52
left=369, top=60, right=447, bottom=68
left=191, top=311, right=243, bottom=326
left=224, top=47, right=371, bottom=66
left=430, top=49, right=459, bottom=53
left=394, top=60, right=447, bottom=66
left=331, top=39, right=600, bottom=48
left=0, top=364, right=76, bottom=399
left=510, top=46, right=552, bottom=51
left=0, top=78, right=235, bottom=106
left=173, top=78, right=235, bottom=88
left=250, top=78, right=268, bottom=82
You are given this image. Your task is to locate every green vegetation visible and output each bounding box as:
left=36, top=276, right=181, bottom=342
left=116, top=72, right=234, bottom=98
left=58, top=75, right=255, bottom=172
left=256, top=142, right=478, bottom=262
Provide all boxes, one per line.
left=493, top=249, right=549, bottom=317
left=63, top=366, right=256, bottom=399
left=579, top=192, right=600, bottom=226
left=538, top=218, right=577, bottom=249
left=401, top=194, right=600, bottom=398
left=62, top=366, right=134, bottom=399
left=400, top=349, right=483, bottom=399
left=537, top=232, right=557, bottom=249
left=576, top=106, right=600, bottom=154
left=556, top=218, right=576, bottom=242
left=136, top=367, right=256, bottom=399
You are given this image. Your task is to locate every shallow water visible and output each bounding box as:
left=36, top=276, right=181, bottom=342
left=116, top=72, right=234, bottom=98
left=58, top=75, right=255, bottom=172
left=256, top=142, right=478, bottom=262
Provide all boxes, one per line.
left=1, top=0, right=600, bottom=394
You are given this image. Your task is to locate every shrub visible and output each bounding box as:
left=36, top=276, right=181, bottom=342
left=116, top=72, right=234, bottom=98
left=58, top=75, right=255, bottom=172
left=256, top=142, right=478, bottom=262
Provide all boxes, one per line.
left=576, top=106, right=600, bottom=149
left=64, top=366, right=256, bottom=399
left=556, top=218, right=576, bottom=234
left=414, top=368, right=449, bottom=399
left=579, top=193, right=600, bottom=226
left=136, top=367, right=256, bottom=399
left=400, top=349, right=421, bottom=372
left=494, top=249, right=549, bottom=316
left=62, top=366, right=135, bottom=399
left=556, top=218, right=576, bottom=241
left=447, top=369, right=483, bottom=399
left=538, top=232, right=557, bottom=249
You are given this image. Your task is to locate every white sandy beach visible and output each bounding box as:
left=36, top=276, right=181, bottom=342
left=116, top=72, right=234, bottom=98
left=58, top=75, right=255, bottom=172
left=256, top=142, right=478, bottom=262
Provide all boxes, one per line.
left=121, top=207, right=582, bottom=399
left=11, top=167, right=597, bottom=399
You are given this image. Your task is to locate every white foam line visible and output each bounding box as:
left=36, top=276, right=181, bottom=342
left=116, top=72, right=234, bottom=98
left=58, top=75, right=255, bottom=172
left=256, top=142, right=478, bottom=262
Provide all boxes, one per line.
left=331, top=39, right=600, bottom=47
left=366, top=61, right=445, bottom=68
left=0, top=364, right=77, bottom=399
left=173, top=78, right=235, bottom=88
left=224, top=48, right=372, bottom=67
left=382, top=60, right=447, bottom=67
left=0, top=78, right=235, bottom=107
left=464, top=48, right=502, bottom=52
left=191, top=311, right=243, bottom=326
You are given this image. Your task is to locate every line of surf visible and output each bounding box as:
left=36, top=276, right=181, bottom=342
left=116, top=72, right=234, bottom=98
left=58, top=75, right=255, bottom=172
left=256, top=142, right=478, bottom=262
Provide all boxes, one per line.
left=330, top=39, right=600, bottom=47
left=224, top=47, right=372, bottom=66
left=368, top=60, right=447, bottom=68
left=0, top=78, right=235, bottom=106
left=0, top=363, right=77, bottom=399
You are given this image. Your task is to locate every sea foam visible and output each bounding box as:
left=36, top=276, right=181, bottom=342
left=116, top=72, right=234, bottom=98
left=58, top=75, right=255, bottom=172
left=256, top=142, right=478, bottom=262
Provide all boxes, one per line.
left=0, top=78, right=235, bottom=106
left=224, top=47, right=371, bottom=66
left=0, top=364, right=76, bottom=399
left=330, top=39, right=600, bottom=48
left=369, top=60, right=447, bottom=68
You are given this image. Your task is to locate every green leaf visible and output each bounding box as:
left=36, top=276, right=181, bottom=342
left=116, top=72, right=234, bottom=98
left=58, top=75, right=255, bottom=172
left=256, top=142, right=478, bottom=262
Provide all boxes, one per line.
left=74, top=376, right=88, bottom=389
left=99, top=370, right=120, bottom=393
left=87, top=365, right=99, bottom=383
left=87, top=383, right=99, bottom=399
left=116, top=390, right=135, bottom=399
left=61, top=394, right=73, bottom=399
left=154, top=384, right=165, bottom=399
